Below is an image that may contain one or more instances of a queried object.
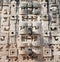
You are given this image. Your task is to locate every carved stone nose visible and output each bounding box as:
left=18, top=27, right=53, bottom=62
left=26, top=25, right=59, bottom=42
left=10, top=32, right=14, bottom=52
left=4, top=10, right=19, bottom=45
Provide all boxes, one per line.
left=28, top=49, right=33, bottom=56
left=28, top=28, right=32, bottom=35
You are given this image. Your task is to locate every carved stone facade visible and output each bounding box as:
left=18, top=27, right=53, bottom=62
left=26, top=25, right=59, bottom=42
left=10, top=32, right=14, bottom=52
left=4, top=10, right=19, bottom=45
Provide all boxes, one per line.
left=0, top=0, right=60, bottom=62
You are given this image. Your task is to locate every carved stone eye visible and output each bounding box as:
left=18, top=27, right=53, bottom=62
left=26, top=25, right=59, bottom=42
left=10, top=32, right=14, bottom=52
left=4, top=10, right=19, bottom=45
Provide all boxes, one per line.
left=12, top=16, right=14, bottom=18
left=13, top=5, right=15, bottom=7
left=11, top=32, right=14, bottom=34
